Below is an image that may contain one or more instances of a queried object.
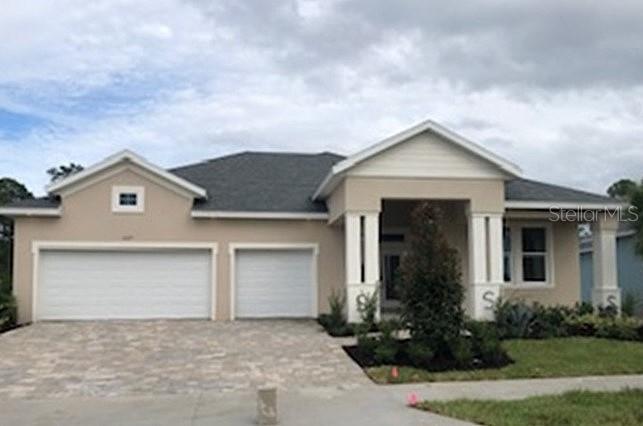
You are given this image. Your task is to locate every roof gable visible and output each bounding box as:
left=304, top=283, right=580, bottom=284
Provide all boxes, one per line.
left=348, top=130, right=508, bottom=179
left=46, top=150, right=207, bottom=198
left=314, top=119, right=522, bottom=199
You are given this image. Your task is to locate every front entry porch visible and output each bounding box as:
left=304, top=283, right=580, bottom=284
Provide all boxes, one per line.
left=342, top=198, right=505, bottom=323
left=339, top=198, right=622, bottom=323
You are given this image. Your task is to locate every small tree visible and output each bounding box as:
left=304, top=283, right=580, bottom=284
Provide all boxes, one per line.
left=0, top=178, right=33, bottom=287
left=47, top=163, right=84, bottom=182
left=398, top=202, right=464, bottom=360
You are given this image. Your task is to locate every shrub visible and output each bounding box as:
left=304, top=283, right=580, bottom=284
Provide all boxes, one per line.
left=595, top=317, right=640, bottom=341
left=356, top=332, right=378, bottom=362
left=496, top=300, right=579, bottom=339
left=318, top=290, right=353, bottom=336
left=598, top=304, right=618, bottom=319
left=573, top=301, right=595, bottom=316
left=564, top=314, right=642, bottom=341
left=449, top=338, right=474, bottom=368
left=494, top=299, right=535, bottom=339
left=372, top=319, right=401, bottom=364
left=0, top=290, right=16, bottom=332
left=398, top=202, right=464, bottom=359
left=406, top=341, right=435, bottom=368
left=621, top=292, right=640, bottom=318
left=564, top=314, right=599, bottom=337
left=529, top=304, right=571, bottom=338
left=466, top=320, right=508, bottom=367
left=357, top=287, right=379, bottom=330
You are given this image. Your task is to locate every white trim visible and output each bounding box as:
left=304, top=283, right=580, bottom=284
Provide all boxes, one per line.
left=504, top=222, right=555, bottom=288
left=192, top=211, right=329, bottom=220
left=0, top=207, right=61, bottom=217
left=30, top=240, right=218, bottom=322
left=580, top=228, right=638, bottom=253
left=228, top=242, right=320, bottom=320
left=505, top=201, right=624, bottom=210
left=46, top=150, right=207, bottom=198
left=111, top=185, right=145, bottom=214
left=313, top=119, right=523, bottom=199
left=59, top=164, right=198, bottom=200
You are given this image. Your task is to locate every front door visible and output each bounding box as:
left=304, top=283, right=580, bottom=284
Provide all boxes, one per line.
left=381, top=244, right=404, bottom=306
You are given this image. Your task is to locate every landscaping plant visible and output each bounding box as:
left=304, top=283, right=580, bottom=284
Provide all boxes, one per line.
left=621, top=292, right=640, bottom=318
left=318, top=290, right=353, bottom=336
left=0, top=276, right=16, bottom=332
left=398, top=203, right=464, bottom=361
left=495, top=299, right=643, bottom=342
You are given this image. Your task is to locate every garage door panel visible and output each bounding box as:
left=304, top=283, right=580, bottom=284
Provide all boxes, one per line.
left=235, top=249, right=314, bottom=318
left=38, top=250, right=211, bottom=320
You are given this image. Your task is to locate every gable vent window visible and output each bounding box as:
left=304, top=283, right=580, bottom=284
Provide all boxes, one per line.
left=112, top=186, right=145, bottom=213
left=119, top=193, right=138, bottom=206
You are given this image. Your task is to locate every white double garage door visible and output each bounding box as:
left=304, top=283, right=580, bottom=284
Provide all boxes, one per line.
left=36, top=246, right=316, bottom=321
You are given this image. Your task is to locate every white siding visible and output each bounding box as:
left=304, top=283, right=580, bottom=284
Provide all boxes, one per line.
left=38, top=250, right=211, bottom=320
left=349, top=131, right=506, bottom=178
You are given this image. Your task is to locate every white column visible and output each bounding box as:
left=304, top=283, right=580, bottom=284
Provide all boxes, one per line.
left=344, top=213, right=361, bottom=286
left=467, top=211, right=503, bottom=321
left=488, top=214, right=504, bottom=285
left=345, top=211, right=380, bottom=323
left=364, top=213, right=380, bottom=285
left=592, top=216, right=620, bottom=311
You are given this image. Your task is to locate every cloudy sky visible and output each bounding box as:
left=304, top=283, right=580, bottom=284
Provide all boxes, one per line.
left=1, top=0, right=642, bottom=196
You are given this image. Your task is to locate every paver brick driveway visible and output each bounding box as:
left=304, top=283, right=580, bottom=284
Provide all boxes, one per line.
left=0, top=320, right=369, bottom=399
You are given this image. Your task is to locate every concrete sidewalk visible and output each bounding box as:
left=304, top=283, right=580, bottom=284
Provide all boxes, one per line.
left=388, top=374, right=643, bottom=402
left=0, top=386, right=475, bottom=426
left=3, top=375, right=642, bottom=426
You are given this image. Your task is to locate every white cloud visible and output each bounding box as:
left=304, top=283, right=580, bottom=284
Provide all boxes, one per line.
left=0, top=0, right=641, bottom=197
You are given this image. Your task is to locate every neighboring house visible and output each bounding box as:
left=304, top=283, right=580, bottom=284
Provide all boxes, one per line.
left=0, top=120, right=624, bottom=324
left=580, top=222, right=643, bottom=314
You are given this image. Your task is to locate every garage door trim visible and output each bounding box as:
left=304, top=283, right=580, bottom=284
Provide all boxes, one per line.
left=228, top=243, right=319, bottom=320
left=31, top=241, right=218, bottom=322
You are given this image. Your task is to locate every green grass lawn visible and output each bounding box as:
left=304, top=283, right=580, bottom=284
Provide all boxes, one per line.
left=417, top=389, right=643, bottom=426
left=367, top=337, right=643, bottom=383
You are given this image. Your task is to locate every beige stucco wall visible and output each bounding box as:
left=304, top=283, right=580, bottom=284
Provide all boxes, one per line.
left=12, top=163, right=584, bottom=323
left=329, top=177, right=505, bottom=218
left=13, top=166, right=344, bottom=323
left=501, top=218, right=581, bottom=306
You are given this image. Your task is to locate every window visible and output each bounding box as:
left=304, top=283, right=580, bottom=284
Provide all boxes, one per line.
left=119, top=192, right=138, bottom=206
left=504, top=223, right=553, bottom=286
left=503, top=227, right=512, bottom=282
left=112, top=186, right=144, bottom=213
left=521, top=227, right=547, bottom=282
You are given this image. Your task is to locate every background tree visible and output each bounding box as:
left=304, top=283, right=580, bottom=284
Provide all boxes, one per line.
left=607, top=178, right=643, bottom=257
left=607, top=179, right=638, bottom=201
left=398, top=202, right=465, bottom=364
left=0, top=178, right=33, bottom=291
left=47, top=163, right=84, bottom=182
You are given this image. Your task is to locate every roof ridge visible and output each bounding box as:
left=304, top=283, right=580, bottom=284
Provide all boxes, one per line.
left=169, top=150, right=344, bottom=172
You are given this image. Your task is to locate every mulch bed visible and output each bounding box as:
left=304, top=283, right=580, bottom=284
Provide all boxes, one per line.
left=343, top=340, right=513, bottom=372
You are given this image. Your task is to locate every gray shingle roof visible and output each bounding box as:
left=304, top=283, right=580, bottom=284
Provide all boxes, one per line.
left=2, top=197, right=60, bottom=208
left=2, top=154, right=619, bottom=213
left=171, top=152, right=345, bottom=213
left=505, top=178, right=615, bottom=204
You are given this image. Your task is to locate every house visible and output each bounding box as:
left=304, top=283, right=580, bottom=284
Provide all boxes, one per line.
left=580, top=222, right=643, bottom=314
left=0, top=120, right=625, bottom=324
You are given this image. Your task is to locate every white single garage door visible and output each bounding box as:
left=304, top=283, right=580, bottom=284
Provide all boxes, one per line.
left=235, top=249, right=315, bottom=318
left=38, top=249, right=211, bottom=320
